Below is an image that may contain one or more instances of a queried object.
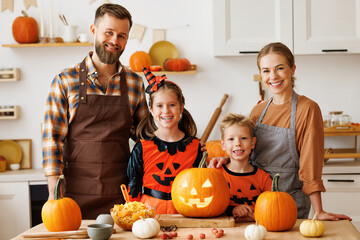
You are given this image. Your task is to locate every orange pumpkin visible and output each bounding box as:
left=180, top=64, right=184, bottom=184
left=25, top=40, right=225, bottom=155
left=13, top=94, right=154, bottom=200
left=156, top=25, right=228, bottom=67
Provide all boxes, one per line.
left=12, top=10, right=39, bottom=44
left=129, top=51, right=152, bottom=72
left=163, top=58, right=191, bottom=71
left=254, top=173, right=297, bottom=232
left=205, top=140, right=228, bottom=162
left=171, top=152, right=230, bottom=217
left=41, top=175, right=82, bottom=232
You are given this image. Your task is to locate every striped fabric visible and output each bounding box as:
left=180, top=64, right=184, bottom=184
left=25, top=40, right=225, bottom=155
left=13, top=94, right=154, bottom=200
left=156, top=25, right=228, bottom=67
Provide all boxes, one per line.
left=42, top=52, right=148, bottom=176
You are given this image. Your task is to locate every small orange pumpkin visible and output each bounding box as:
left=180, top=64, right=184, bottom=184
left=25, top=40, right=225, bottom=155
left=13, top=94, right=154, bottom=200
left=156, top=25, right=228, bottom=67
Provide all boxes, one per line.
left=205, top=140, right=228, bottom=162
left=12, top=10, right=39, bottom=44
left=163, top=58, right=191, bottom=71
left=129, top=51, right=152, bottom=72
left=41, top=175, right=82, bottom=232
left=254, top=173, right=297, bottom=232
left=171, top=152, right=230, bottom=217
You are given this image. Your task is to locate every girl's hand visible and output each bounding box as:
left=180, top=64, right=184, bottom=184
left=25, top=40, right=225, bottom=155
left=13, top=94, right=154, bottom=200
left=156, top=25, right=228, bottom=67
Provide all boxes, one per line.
left=208, top=157, right=230, bottom=169
left=316, top=210, right=352, bottom=221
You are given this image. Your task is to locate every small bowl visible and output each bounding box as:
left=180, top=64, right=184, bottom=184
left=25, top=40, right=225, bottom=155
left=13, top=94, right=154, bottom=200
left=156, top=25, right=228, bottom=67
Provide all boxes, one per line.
left=9, top=163, right=20, bottom=170
left=87, top=224, right=113, bottom=240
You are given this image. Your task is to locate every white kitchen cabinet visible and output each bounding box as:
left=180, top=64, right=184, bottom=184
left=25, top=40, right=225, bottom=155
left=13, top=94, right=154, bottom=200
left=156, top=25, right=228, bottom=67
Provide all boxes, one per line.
left=214, top=0, right=360, bottom=56
left=0, top=169, right=46, bottom=240
left=213, top=0, right=293, bottom=56
left=0, top=182, right=30, bottom=240
left=321, top=174, right=360, bottom=231
left=293, top=0, right=360, bottom=54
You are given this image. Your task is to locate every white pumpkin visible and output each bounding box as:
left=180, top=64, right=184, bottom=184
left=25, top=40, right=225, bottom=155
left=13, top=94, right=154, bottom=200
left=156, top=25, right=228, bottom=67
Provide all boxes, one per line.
left=132, top=217, right=160, bottom=239
left=244, top=220, right=267, bottom=240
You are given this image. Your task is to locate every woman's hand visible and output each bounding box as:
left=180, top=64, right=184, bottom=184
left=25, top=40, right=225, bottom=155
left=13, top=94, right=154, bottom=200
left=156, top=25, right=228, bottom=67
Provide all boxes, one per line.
left=316, top=210, right=352, bottom=221
left=208, top=157, right=230, bottom=168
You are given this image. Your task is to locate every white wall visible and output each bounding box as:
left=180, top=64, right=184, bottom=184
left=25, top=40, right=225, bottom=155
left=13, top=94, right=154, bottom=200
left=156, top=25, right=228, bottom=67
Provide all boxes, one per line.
left=1, top=0, right=359, bottom=169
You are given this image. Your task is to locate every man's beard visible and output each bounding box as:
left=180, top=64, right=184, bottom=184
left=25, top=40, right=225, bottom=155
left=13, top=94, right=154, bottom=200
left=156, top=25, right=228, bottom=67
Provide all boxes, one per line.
left=95, top=41, right=124, bottom=65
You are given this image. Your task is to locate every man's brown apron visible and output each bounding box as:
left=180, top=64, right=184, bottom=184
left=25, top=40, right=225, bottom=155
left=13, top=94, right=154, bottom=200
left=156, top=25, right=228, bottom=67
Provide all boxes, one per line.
left=62, top=58, right=132, bottom=219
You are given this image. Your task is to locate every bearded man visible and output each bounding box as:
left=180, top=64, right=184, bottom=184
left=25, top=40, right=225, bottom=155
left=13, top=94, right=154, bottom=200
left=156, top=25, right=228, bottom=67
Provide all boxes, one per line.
left=42, top=3, right=148, bottom=219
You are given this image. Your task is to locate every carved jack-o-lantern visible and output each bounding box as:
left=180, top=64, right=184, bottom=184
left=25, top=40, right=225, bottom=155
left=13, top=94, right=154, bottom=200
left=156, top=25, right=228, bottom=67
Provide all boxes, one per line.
left=171, top=153, right=230, bottom=217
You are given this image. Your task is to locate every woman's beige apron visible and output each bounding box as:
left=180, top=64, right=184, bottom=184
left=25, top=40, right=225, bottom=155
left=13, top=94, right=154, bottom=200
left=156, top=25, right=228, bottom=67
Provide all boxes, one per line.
left=62, top=58, right=132, bottom=219
left=250, top=92, right=311, bottom=219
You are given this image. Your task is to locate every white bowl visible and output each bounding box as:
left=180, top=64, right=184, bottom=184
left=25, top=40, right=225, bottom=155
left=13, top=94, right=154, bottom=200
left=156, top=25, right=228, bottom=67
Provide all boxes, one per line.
left=10, top=163, right=20, bottom=170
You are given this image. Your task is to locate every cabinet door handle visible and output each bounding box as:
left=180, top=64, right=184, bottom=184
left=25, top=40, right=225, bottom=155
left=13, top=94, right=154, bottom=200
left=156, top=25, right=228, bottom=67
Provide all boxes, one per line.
left=322, top=49, right=348, bottom=52
left=239, top=51, right=259, bottom=54
left=327, top=179, right=354, bottom=182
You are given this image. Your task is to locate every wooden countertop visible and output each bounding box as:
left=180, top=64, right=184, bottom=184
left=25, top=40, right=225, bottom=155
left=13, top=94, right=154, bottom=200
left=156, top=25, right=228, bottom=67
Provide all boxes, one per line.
left=12, top=219, right=360, bottom=240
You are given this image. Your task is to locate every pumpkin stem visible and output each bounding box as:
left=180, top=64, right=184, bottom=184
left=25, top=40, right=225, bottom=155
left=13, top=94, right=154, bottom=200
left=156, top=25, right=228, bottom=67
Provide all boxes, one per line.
left=198, top=152, right=208, bottom=168
left=271, top=173, right=280, bottom=192
left=313, top=212, right=318, bottom=222
left=21, top=10, right=28, bottom=17
left=54, top=175, right=64, bottom=200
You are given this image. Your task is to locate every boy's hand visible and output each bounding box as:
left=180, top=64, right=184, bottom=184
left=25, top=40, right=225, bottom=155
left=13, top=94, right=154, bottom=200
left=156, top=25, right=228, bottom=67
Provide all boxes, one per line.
left=233, top=205, right=254, bottom=220
left=208, top=157, right=230, bottom=169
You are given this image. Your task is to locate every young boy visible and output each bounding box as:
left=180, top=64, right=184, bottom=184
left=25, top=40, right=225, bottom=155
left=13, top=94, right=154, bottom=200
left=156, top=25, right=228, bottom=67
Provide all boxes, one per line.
left=219, top=113, right=272, bottom=222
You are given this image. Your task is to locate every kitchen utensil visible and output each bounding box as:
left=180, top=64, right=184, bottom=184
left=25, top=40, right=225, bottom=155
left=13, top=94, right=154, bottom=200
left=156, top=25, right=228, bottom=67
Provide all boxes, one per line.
left=10, top=163, right=20, bottom=170
left=120, top=184, right=129, bottom=202
left=59, top=25, right=78, bottom=43
left=96, top=214, right=114, bottom=227
left=77, top=33, right=89, bottom=43
left=22, top=229, right=88, bottom=239
left=149, top=41, right=179, bottom=66
left=200, top=94, right=228, bottom=144
left=0, top=140, right=22, bottom=168
left=87, top=224, right=113, bottom=240
left=62, top=14, right=68, bottom=25
left=59, top=14, right=66, bottom=26
left=329, top=111, right=352, bottom=128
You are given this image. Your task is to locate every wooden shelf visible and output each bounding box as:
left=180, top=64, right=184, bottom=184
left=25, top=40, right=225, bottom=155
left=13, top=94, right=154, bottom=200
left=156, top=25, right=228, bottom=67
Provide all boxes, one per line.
left=0, top=68, right=19, bottom=82
left=2, top=42, right=92, bottom=48
left=0, top=106, right=20, bottom=120
left=134, top=65, right=197, bottom=75
left=324, top=127, right=360, bottom=160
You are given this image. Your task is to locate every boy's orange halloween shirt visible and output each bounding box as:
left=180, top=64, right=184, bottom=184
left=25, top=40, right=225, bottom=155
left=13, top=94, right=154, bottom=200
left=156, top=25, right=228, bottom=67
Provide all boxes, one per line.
left=220, top=164, right=272, bottom=210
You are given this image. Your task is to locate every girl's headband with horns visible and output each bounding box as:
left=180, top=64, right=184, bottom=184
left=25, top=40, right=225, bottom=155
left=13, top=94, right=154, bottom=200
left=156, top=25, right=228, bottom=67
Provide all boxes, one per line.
left=142, top=66, right=181, bottom=94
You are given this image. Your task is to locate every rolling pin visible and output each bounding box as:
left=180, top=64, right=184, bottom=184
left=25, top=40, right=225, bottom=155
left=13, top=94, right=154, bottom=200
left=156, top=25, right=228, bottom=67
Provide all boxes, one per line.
left=22, top=229, right=88, bottom=239
left=200, top=94, right=228, bottom=144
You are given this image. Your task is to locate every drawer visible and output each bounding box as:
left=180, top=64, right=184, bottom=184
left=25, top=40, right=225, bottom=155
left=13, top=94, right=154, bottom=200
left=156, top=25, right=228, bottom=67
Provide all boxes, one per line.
left=320, top=174, right=360, bottom=231
left=322, top=174, right=360, bottom=192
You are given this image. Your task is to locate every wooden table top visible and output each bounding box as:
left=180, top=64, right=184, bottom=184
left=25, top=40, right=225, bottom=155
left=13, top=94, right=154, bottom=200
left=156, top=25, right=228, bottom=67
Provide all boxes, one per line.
left=12, top=219, right=360, bottom=240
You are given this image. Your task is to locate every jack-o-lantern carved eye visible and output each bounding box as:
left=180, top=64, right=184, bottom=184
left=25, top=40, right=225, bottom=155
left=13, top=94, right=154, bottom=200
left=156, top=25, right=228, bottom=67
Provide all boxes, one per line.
left=202, top=179, right=212, bottom=188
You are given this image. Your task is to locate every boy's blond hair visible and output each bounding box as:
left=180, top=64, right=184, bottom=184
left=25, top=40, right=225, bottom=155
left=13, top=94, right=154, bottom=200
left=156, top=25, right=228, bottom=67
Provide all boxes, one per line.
left=219, top=113, right=255, bottom=139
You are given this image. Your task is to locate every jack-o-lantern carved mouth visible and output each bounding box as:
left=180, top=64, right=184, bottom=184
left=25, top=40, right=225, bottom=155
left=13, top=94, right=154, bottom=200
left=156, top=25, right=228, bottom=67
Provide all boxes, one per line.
left=178, top=195, right=213, bottom=208
left=178, top=179, right=214, bottom=208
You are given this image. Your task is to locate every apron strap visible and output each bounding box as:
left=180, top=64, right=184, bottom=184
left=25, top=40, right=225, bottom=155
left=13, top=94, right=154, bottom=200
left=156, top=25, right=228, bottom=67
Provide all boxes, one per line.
left=257, top=99, right=272, bottom=124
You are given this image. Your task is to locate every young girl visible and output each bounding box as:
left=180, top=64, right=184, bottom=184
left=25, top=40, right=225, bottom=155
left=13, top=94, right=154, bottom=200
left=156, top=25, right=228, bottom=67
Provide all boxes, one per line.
left=127, top=67, right=202, bottom=214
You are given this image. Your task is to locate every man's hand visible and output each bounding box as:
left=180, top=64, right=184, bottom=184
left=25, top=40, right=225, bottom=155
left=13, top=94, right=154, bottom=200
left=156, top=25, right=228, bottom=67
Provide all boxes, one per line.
left=47, top=175, right=62, bottom=200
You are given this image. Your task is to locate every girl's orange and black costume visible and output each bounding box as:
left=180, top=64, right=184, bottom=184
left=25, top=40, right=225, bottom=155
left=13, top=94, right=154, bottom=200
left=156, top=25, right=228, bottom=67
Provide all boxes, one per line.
left=127, top=135, right=202, bottom=214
